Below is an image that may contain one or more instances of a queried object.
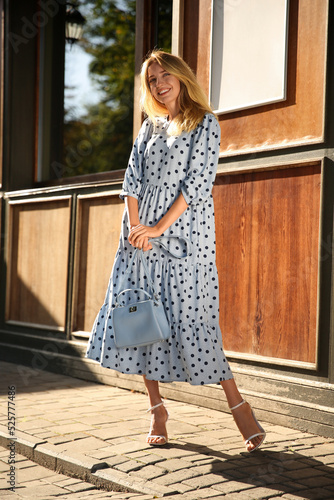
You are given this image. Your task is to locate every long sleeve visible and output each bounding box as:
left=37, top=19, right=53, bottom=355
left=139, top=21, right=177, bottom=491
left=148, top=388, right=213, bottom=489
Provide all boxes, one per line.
left=119, top=119, right=152, bottom=201
left=181, top=114, right=221, bottom=206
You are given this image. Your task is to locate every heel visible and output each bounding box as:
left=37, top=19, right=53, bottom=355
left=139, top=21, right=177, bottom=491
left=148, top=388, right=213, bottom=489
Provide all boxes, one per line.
left=146, top=402, right=169, bottom=446
left=230, top=399, right=266, bottom=452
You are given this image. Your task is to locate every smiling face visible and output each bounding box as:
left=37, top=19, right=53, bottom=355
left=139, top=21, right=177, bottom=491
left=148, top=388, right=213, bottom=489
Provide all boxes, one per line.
left=147, top=62, right=181, bottom=116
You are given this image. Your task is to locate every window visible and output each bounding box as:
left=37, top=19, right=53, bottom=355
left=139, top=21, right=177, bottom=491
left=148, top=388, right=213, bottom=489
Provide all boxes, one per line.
left=60, top=0, right=136, bottom=178
left=36, top=0, right=173, bottom=183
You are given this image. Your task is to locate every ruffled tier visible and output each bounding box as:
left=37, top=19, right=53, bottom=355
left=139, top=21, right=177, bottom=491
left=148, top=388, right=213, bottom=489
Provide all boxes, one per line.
left=87, top=318, right=232, bottom=385
left=109, top=256, right=219, bottom=315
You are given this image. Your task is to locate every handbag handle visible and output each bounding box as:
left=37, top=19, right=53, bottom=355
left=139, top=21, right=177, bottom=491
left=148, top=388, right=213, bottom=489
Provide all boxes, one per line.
left=116, top=235, right=191, bottom=303
left=115, top=288, right=153, bottom=308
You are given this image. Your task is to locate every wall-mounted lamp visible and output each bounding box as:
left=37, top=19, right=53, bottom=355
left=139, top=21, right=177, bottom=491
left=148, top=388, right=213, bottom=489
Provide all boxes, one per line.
left=65, top=3, right=86, bottom=46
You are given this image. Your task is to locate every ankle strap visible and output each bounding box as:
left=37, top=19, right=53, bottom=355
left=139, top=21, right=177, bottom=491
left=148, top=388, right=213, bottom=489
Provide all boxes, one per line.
left=146, top=402, right=164, bottom=413
left=230, top=399, right=246, bottom=411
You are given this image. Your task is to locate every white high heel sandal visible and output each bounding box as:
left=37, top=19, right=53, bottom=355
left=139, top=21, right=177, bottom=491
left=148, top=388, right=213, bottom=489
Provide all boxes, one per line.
left=230, top=399, right=266, bottom=452
left=146, top=402, right=169, bottom=446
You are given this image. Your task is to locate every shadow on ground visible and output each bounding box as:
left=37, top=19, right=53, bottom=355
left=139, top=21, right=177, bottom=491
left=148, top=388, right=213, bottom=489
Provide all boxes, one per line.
left=168, top=442, right=333, bottom=498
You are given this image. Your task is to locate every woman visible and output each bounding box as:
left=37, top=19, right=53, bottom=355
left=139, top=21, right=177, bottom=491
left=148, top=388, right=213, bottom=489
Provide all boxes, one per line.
left=86, top=50, right=266, bottom=452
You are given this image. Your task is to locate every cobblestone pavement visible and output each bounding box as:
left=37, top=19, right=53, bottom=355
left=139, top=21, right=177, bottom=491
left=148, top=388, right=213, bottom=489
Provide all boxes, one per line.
left=0, top=361, right=333, bottom=499
left=0, top=449, right=157, bottom=499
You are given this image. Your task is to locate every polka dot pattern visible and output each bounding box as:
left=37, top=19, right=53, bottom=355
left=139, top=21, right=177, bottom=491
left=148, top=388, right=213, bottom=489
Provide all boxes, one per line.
left=85, top=113, right=232, bottom=385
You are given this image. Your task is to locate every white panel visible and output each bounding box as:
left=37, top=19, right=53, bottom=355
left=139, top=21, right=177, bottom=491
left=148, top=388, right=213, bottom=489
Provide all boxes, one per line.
left=211, top=0, right=289, bottom=114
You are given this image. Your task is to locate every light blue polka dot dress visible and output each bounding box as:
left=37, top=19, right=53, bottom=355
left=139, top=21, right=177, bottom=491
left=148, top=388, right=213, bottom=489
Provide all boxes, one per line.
left=86, top=113, right=233, bottom=385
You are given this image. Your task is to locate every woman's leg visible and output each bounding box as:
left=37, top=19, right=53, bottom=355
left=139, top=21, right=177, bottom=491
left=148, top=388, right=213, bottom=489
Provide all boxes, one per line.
left=143, top=376, right=168, bottom=445
left=220, top=378, right=264, bottom=452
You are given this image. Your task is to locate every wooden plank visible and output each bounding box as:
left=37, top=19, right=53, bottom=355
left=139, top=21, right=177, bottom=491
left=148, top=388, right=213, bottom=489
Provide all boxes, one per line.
left=182, top=0, right=212, bottom=96
left=72, top=193, right=124, bottom=333
left=7, top=0, right=38, bottom=190
left=172, top=0, right=184, bottom=57
left=213, top=163, right=321, bottom=364
left=182, top=0, right=199, bottom=72
left=6, top=198, right=71, bottom=328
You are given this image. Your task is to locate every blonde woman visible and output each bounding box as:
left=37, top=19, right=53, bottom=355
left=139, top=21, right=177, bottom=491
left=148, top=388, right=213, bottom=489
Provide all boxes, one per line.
left=86, top=50, right=266, bottom=452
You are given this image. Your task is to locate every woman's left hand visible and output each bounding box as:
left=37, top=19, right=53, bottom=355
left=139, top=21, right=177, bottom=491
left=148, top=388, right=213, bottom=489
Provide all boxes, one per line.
left=128, top=224, right=162, bottom=251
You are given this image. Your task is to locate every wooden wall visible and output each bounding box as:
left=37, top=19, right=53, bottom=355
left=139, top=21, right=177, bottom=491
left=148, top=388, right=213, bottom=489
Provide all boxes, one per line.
left=180, top=0, right=329, bottom=370
left=218, top=0, right=328, bottom=155
left=183, top=0, right=328, bottom=154
left=4, top=191, right=125, bottom=336
left=3, top=161, right=323, bottom=371
left=72, top=192, right=124, bottom=333
left=6, top=198, right=71, bottom=329
left=214, top=162, right=321, bottom=368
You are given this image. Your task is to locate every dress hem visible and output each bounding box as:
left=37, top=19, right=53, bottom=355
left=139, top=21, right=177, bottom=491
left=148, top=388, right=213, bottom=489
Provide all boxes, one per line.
left=85, top=355, right=234, bottom=386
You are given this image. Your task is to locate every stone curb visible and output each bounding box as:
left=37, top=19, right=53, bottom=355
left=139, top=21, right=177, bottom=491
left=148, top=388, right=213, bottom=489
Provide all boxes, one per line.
left=0, top=425, right=177, bottom=497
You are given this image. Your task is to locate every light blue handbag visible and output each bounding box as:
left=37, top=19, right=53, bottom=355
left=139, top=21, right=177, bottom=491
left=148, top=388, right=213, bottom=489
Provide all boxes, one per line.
left=113, top=236, right=190, bottom=349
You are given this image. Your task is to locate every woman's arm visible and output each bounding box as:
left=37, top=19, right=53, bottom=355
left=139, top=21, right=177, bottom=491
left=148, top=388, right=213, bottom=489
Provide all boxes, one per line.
left=125, top=195, right=152, bottom=251
left=127, top=193, right=189, bottom=251
left=125, top=196, right=140, bottom=229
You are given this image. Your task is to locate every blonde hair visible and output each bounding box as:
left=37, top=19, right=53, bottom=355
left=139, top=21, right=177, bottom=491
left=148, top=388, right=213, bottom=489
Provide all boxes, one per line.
left=140, top=50, right=214, bottom=135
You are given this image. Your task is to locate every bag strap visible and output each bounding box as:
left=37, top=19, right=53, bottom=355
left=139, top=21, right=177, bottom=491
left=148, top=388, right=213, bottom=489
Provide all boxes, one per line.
left=117, top=236, right=191, bottom=301
left=115, top=288, right=152, bottom=308
left=151, top=235, right=191, bottom=259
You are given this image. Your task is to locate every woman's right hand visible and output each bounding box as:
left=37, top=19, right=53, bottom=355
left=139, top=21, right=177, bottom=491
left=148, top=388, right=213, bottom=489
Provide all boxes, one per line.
left=129, top=225, right=153, bottom=252
left=142, top=237, right=153, bottom=252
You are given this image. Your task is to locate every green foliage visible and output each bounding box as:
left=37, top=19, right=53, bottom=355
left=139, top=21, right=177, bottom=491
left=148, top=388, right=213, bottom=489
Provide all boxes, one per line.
left=81, top=0, right=136, bottom=108
left=63, top=104, right=133, bottom=176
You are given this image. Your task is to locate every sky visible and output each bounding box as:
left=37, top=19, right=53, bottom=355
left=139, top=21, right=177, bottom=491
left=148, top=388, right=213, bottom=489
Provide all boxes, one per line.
left=64, top=0, right=128, bottom=119
left=64, top=42, right=103, bottom=119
